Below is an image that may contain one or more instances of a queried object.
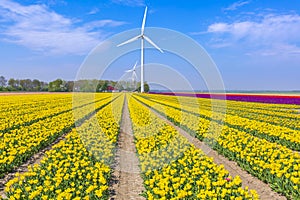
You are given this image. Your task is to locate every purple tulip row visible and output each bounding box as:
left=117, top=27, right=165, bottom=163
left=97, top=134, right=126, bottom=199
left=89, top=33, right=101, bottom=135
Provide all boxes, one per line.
left=149, top=92, right=300, bottom=105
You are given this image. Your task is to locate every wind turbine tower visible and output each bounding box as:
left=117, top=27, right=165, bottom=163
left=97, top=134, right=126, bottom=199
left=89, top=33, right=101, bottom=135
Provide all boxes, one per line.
left=118, top=7, right=163, bottom=92
left=125, top=61, right=138, bottom=86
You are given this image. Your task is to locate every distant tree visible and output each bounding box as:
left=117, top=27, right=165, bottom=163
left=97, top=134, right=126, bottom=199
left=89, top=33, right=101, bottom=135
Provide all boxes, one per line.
left=137, top=82, right=150, bottom=93
left=8, top=78, right=15, bottom=88
left=82, top=80, right=88, bottom=91
left=83, top=79, right=98, bottom=92
left=49, top=79, right=64, bottom=92
left=101, top=80, right=109, bottom=92
left=65, top=81, right=74, bottom=92
left=144, top=83, right=150, bottom=92
left=96, top=81, right=102, bottom=92
left=19, top=79, right=33, bottom=91
left=115, top=80, right=126, bottom=91
left=110, top=81, right=116, bottom=87
left=2, top=77, right=123, bottom=92
left=96, top=80, right=104, bottom=92
left=19, top=79, right=26, bottom=91
left=40, top=81, right=48, bottom=91
left=74, top=79, right=97, bottom=92
left=32, top=79, right=41, bottom=91
left=0, top=76, right=7, bottom=87
left=8, top=78, right=20, bottom=90
left=62, top=80, right=68, bottom=91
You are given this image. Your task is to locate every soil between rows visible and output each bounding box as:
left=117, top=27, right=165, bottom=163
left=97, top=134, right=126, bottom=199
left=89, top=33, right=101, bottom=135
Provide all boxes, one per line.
left=110, top=97, right=145, bottom=200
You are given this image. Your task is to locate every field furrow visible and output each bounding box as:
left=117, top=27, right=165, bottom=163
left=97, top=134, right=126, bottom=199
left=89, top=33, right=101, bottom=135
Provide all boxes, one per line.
left=110, top=96, right=145, bottom=199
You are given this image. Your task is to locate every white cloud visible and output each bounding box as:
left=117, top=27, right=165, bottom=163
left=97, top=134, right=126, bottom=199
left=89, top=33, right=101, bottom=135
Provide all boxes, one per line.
left=83, top=20, right=127, bottom=31
left=88, top=8, right=99, bottom=15
left=248, top=44, right=300, bottom=57
left=111, top=0, right=145, bottom=7
left=0, top=0, right=125, bottom=55
left=207, top=14, right=300, bottom=55
left=224, top=1, right=250, bottom=11
left=208, top=14, right=300, bottom=42
left=36, top=0, right=67, bottom=6
left=208, top=23, right=230, bottom=32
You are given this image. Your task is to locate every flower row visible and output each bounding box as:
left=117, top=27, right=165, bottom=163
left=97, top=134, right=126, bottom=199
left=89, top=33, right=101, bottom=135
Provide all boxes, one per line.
left=135, top=94, right=300, bottom=199
left=3, top=94, right=125, bottom=200
left=128, top=95, right=258, bottom=199
left=141, top=94, right=300, bottom=150
left=0, top=94, right=115, bottom=177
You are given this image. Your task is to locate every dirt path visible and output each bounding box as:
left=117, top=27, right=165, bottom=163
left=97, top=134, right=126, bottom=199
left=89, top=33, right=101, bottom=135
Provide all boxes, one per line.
left=110, top=97, right=145, bottom=200
left=0, top=131, right=69, bottom=199
left=148, top=107, right=286, bottom=200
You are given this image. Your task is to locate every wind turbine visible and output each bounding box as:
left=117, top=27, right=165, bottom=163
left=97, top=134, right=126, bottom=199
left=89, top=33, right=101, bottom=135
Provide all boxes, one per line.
left=125, top=61, right=138, bottom=83
left=117, top=7, right=163, bottom=93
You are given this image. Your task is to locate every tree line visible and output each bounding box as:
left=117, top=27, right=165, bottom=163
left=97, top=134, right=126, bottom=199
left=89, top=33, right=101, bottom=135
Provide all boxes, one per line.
left=0, top=76, right=149, bottom=92
left=0, top=76, right=48, bottom=91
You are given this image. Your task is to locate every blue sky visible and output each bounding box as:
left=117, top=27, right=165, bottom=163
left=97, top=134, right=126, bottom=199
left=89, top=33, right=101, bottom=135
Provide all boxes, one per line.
left=0, top=0, right=299, bottom=90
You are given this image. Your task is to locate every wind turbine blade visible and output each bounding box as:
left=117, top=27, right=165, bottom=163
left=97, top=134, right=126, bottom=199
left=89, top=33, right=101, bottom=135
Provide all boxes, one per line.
left=141, top=7, right=147, bottom=35
left=133, top=61, right=138, bottom=70
left=117, top=35, right=141, bottom=47
left=125, top=69, right=133, bottom=73
left=143, top=35, right=164, bottom=53
left=133, top=71, right=138, bottom=79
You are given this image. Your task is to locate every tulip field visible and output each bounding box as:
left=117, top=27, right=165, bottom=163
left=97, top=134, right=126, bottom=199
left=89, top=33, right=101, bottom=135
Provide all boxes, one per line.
left=0, top=92, right=299, bottom=199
